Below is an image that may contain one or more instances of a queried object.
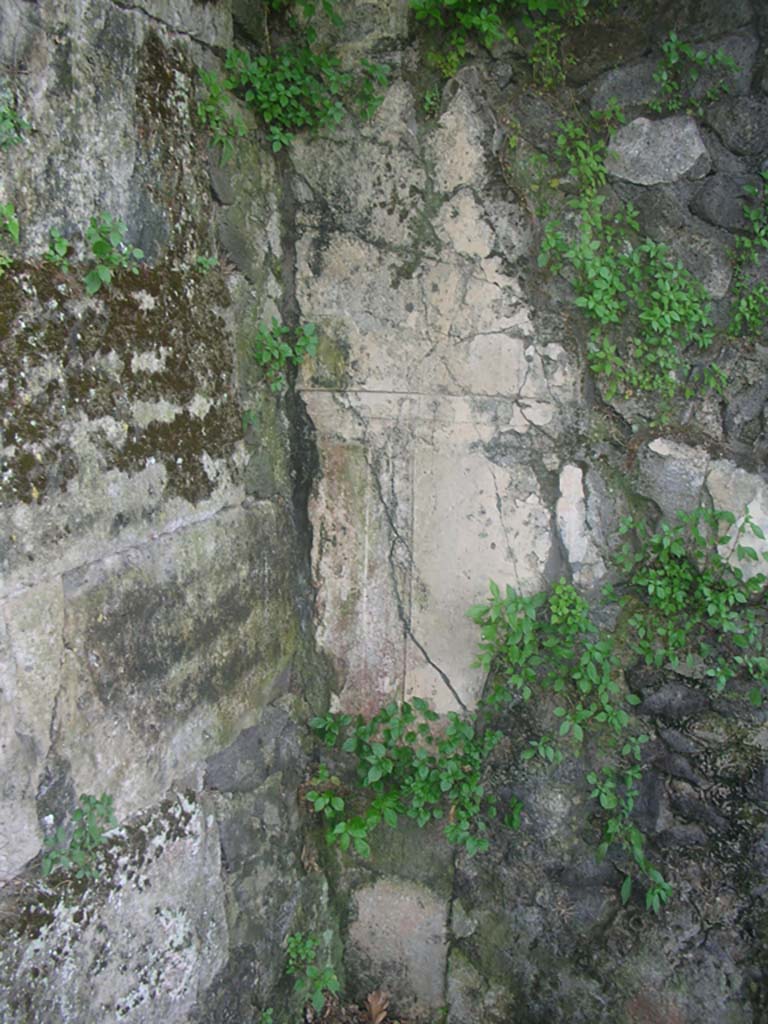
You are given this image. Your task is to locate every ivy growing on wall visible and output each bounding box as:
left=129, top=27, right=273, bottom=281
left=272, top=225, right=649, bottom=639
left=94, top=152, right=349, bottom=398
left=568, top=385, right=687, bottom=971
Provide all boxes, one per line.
left=537, top=112, right=725, bottom=403
left=412, top=0, right=621, bottom=86
left=197, top=0, right=389, bottom=156
left=307, top=508, right=768, bottom=912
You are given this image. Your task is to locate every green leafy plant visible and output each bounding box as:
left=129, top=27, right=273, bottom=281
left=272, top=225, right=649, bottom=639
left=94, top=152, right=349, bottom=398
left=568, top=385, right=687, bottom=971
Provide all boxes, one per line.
left=423, top=86, right=441, bottom=117
left=224, top=44, right=389, bottom=152
left=83, top=212, right=144, bottom=295
left=251, top=318, right=318, bottom=391
left=196, top=4, right=389, bottom=153
left=195, top=254, right=219, bottom=273
left=42, top=793, right=117, bottom=881
left=285, top=931, right=340, bottom=1013
left=538, top=116, right=721, bottom=402
left=0, top=88, right=28, bottom=149
left=528, top=21, right=568, bottom=90
left=412, top=0, right=620, bottom=84
left=468, top=576, right=668, bottom=911
left=650, top=31, right=739, bottom=115
left=44, top=227, right=71, bottom=272
left=0, top=202, right=19, bottom=278
left=308, top=697, right=517, bottom=858
left=357, top=58, right=391, bottom=120
left=259, top=1009, right=274, bottom=1024
left=613, top=507, right=768, bottom=705
left=242, top=408, right=259, bottom=432
left=197, top=68, right=247, bottom=164
left=467, top=506, right=768, bottom=910
left=729, top=172, right=768, bottom=341
left=1, top=202, right=19, bottom=244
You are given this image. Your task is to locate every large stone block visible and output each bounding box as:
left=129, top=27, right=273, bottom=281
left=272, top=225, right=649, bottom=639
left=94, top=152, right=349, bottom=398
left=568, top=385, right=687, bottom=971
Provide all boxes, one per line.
left=0, top=794, right=228, bottom=1024
left=347, top=878, right=449, bottom=1021
left=606, top=116, right=711, bottom=185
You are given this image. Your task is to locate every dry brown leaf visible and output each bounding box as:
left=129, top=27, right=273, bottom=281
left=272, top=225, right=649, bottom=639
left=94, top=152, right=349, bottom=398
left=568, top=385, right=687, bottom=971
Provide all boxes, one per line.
left=365, top=989, right=389, bottom=1024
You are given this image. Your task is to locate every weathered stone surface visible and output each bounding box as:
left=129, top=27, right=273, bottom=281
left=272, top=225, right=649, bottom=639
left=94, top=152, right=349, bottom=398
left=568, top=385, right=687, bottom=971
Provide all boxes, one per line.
left=297, top=82, right=578, bottom=714
left=446, top=950, right=514, bottom=1024
left=0, top=3, right=218, bottom=258
left=0, top=579, right=66, bottom=878
left=589, top=59, right=660, bottom=116
left=0, top=795, right=228, bottom=1024
left=0, top=502, right=302, bottom=881
left=347, top=879, right=448, bottom=1020
left=706, top=96, right=768, bottom=157
left=129, top=0, right=232, bottom=47
left=564, top=14, right=651, bottom=85
left=556, top=464, right=607, bottom=588
left=706, top=461, right=768, bottom=579
left=0, top=1, right=330, bottom=1016
left=606, top=116, right=711, bottom=185
left=691, top=173, right=760, bottom=232
left=2, top=0, right=768, bottom=1021
left=637, top=437, right=710, bottom=517
left=678, top=0, right=753, bottom=37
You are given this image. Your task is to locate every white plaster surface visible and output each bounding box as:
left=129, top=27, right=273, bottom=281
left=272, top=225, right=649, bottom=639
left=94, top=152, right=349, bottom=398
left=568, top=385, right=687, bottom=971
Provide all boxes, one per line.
left=297, top=84, right=579, bottom=713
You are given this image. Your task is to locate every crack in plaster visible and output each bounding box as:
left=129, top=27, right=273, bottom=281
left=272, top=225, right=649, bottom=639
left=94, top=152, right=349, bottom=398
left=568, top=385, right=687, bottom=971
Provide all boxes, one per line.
left=331, top=391, right=468, bottom=711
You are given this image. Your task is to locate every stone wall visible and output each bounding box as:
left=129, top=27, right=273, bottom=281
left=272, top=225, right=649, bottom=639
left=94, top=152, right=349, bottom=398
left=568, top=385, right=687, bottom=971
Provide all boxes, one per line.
left=290, top=2, right=768, bottom=1023
left=0, top=2, right=334, bottom=1021
left=1, top=0, right=767, bottom=1022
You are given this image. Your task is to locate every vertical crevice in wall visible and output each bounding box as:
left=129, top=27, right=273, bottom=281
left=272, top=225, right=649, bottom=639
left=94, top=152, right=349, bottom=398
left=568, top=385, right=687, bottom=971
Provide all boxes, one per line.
left=442, top=849, right=459, bottom=1016
left=276, top=148, right=322, bottom=636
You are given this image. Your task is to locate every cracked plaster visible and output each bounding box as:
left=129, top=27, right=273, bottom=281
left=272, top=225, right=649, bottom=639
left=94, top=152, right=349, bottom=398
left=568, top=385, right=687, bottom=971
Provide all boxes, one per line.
left=297, top=83, right=580, bottom=713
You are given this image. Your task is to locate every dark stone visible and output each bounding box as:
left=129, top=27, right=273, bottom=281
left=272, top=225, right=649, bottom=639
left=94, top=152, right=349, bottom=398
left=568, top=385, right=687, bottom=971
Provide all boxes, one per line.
left=669, top=785, right=729, bottom=831
left=232, top=0, right=267, bottom=45
left=217, top=213, right=258, bottom=281
left=747, top=763, right=768, bottom=804
left=657, top=824, right=708, bottom=848
left=130, top=188, right=171, bottom=261
left=648, top=0, right=752, bottom=39
left=724, top=376, right=768, bottom=445
left=208, top=153, right=237, bottom=206
left=190, top=945, right=272, bottom=1024
left=691, top=173, right=760, bottom=233
left=564, top=15, right=650, bottom=85
left=35, top=751, right=76, bottom=833
left=245, top=449, right=283, bottom=500
left=204, top=706, right=302, bottom=794
left=558, top=856, right=618, bottom=890
left=630, top=183, right=691, bottom=233
left=705, top=96, right=768, bottom=158
left=633, top=768, right=665, bottom=833
left=655, top=751, right=709, bottom=788
left=640, top=682, right=709, bottom=721
left=658, top=726, right=702, bottom=755
left=499, top=90, right=564, bottom=158
left=589, top=59, right=659, bottom=117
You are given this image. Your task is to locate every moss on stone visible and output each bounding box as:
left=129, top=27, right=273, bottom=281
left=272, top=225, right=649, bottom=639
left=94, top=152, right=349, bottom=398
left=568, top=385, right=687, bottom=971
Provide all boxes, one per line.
left=1, top=259, right=240, bottom=506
